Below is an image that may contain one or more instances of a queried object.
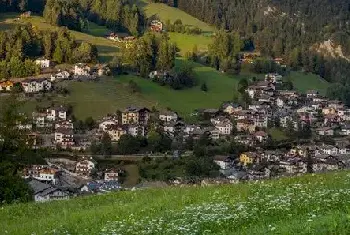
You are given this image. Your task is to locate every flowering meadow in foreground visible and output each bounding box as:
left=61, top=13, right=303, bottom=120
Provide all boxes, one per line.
left=2, top=171, right=350, bottom=235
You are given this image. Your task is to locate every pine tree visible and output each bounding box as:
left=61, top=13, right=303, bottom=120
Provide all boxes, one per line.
left=53, top=43, right=63, bottom=63
left=201, top=82, right=208, bottom=92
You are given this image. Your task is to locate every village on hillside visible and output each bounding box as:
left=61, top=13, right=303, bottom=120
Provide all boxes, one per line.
left=3, top=68, right=350, bottom=202
left=1, top=8, right=350, bottom=205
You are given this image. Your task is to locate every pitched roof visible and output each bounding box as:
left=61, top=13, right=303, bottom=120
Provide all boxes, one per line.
left=254, top=131, right=268, bottom=137
left=28, top=179, right=51, bottom=194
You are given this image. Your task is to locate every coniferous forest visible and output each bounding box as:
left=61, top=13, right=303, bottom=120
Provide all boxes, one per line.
left=0, top=0, right=145, bottom=35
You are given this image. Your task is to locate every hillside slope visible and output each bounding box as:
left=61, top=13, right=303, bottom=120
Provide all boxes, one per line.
left=2, top=171, right=350, bottom=234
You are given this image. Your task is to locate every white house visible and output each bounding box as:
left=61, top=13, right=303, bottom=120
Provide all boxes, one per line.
left=265, top=73, right=282, bottom=83
left=55, top=127, right=74, bottom=147
left=32, top=113, right=48, bottom=128
left=32, top=168, right=59, bottom=184
left=99, top=120, right=118, bottom=132
left=35, top=58, right=51, bottom=69
left=74, top=63, right=91, bottom=76
left=21, top=78, right=52, bottom=93
left=159, top=111, right=178, bottom=122
left=55, top=120, right=74, bottom=129
left=339, top=125, right=350, bottom=136
left=128, top=125, right=145, bottom=137
left=254, top=131, right=268, bottom=142
left=319, top=145, right=339, bottom=155
left=211, top=117, right=233, bottom=136
left=75, top=159, right=96, bottom=175
left=51, top=71, right=70, bottom=82
left=47, top=106, right=67, bottom=121
left=214, top=156, right=231, bottom=170
left=104, top=170, right=121, bottom=181
left=28, top=180, right=70, bottom=202
left=149, top=71, right=168, bottom=79
left=164, top=122, right=176, bottom=136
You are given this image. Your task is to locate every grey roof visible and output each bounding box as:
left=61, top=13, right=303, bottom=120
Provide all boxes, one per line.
left=28, top=179, right=51, bottom=194
left=38, top=187, right=59, bottom=197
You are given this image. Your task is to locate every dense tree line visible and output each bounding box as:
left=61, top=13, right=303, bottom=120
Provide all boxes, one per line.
left=78, top=0, right=145, bottom=36
left=1, top=0, right=145, bottom=35
left=208, top=30, right=243, bottom=72
left=0, top=24, right=97, bottom=79
left=0, top=96, right=48, bottom=204
left=164, top=19, right=202, bottom=35
left=139, top=132, right=221, bottom=181
left=91, top=130, right=173, bottom=156
left=121, top=33, right=176, bottom=77
left=171, top=0, right=350, bottom=57
left=43, top=0, right=87, bottom=31
left=0, top=0, right=45, bottom=13
left=152, top=63, right=196, bottom=90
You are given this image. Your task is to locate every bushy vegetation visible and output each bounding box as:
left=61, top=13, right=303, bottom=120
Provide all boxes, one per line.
left=164, top=19, right=202, bottom=35
left=120, top=33, right=176, bottom=77
left=0, top=24, right=97, bottom=79
left=0, top=97, right=47, bottom=204
left=2, top=171, right=350, bottom=234
left=78, top=0, right=145, bottom=36
left=1, top=0, right=145, bottom=36
left=43, top=0, right=87, bottom=31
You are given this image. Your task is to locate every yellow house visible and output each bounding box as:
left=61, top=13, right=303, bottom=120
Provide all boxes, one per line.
left=105, top=125, right=127, bottom=142
left=222, top=103, right=242, bottom=115
left=239, top=152, right=260, bottom=166
left=322, top=107, right=336, bottom=115
left=0, top=80, right=14, bottom=91
left=289, top=147, right=308, bottom=157
left=236, top=119, right=256, bottom=133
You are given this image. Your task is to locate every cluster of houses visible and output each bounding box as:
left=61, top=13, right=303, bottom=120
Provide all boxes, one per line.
left=239, top=51, right=285, bottom=66
left=150, top=20, right=163, bottom=32
left=9, top=67, right=350, bottom=195
left=236, top=144, right=348, bottom=178
left=30, top=105, right=92, bottom=150
left=0, top=60, right=110, bottom=94
left=23, top=158, right=124, bottom=202
left=106, top=33, right=136, bottom=48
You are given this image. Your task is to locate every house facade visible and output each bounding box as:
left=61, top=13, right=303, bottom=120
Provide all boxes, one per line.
left=35, top=58, right=51, bottom=68
left=55, top=128, right=74, bottom=147
left=122, top=107, right=150, bottom=125
left=0, top=80, right=14, bottom=91
left=21, top=78, right=52, bottom=93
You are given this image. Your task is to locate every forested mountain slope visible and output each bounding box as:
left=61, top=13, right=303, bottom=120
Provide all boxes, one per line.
left=172, top=0, right=350, bottom=58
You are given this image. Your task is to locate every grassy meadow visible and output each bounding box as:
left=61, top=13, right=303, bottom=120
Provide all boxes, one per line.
left=286, top=71, right=330, bottom=95
left=1, top=58, right=245, bottom=120
left=137, top=0, right=214, bottom=33
left=2, top=171, right=350, bottom=234
left=136, top=0, right=214, bottom=55
left=268, top=127, right=289, bottom=141
left=169, top=32, right=212, bottom=55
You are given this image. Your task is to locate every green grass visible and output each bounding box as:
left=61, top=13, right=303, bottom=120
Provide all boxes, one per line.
left=118, top=59, right=245, bottom=116
left=21, top=77, right=158, bottom=119
left=169, top=32, right=212, bottom=55
left=286, top=71, right=330, bottom=95
left=0, top=13, right=119, bottom=62
left=0, top=59, right=246, bottom=120
left=135, top=0, right=214, bottom=54
left=2, top=171, right=350, bottom=234
left=137, top=0, right=213, bottom=33
left=268, top=127, right=289, bottom=141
